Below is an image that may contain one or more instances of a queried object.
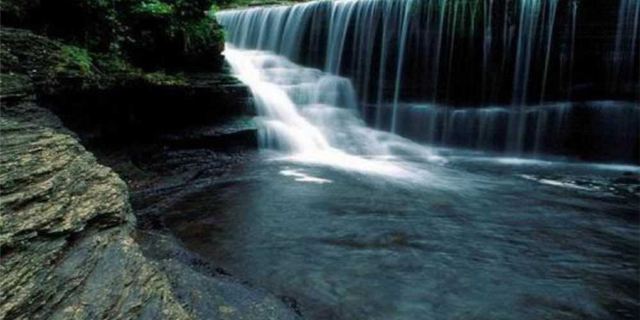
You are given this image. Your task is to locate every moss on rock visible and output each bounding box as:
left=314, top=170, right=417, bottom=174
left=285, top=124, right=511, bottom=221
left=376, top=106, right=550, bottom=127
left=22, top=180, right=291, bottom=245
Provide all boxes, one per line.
left=0, top=0, right=225, bottom=72
left=56, top=46, right=94, bottom=77
left=143, top=72, right=188, bottom=85
left=0, top=104, right=192, bottom=319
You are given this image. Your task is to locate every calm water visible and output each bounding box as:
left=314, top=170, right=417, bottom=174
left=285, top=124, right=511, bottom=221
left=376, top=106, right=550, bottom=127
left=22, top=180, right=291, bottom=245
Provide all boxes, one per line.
left=167, top=152, right=639, bottom=320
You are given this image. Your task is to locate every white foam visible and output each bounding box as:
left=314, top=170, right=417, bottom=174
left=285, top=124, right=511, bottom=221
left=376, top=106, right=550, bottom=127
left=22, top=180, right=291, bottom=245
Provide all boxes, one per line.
left=520, top=175, right=592, bottom=191
left=280, top=169, right=332, bottom=184
left=224, top=46, right=441, bottom=180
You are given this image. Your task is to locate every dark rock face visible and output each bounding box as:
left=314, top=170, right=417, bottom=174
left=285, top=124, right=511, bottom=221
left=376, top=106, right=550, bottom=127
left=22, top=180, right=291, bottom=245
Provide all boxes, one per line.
left=0, top=28, right=258, bottom=150
left=0, top=28, right=98, bottom=89
left=158, top=117, right=258, bottom=150
left=40, top=71, right=256, bottom=146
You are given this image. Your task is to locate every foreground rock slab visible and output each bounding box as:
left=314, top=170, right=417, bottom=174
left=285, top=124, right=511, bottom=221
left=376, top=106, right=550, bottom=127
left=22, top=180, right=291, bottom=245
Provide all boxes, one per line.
left=0, top=27, right=298, bottom=320
left=0, top=100, right=297, bottom=319
left=0, top=102, right=189, bottom=319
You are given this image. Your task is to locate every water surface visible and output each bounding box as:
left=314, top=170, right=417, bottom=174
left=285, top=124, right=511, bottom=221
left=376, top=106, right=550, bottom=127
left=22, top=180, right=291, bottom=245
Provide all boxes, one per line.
left=167, top=153, right=639, bottom=320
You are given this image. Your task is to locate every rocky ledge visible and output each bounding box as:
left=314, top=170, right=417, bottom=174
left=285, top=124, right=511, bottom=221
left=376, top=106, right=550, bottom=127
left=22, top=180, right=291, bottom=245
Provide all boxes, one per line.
left=0, top=28, right=298, bottom=319
left=0, top=98, right=190, bottom=318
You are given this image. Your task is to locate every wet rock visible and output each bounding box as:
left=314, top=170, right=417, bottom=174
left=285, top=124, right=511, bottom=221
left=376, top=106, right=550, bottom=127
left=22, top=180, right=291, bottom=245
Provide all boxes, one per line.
left=1, top=24, right=298, bottom=320
left=0, top=73, right=33, bottom=102
left=159, top=117, right=258, bottom=150
left=0, top=29, right=255, bottom=149
left=0, top=67, right=296, bottom=319
left=0, top=28, right=98, bottom=90
left=0, top=104, right=190, bottom=319
left=0, top=93, right=296, bottom=320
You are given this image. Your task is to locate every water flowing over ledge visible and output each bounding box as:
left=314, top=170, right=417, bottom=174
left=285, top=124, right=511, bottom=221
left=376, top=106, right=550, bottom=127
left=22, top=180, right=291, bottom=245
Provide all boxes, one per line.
left=224, top=46, right=444, bottom=180
left=217, top=0, right=639, bottom=163
left=369, top=101, right=640, bottom=162
left=217, top=0, right=639, bottom=105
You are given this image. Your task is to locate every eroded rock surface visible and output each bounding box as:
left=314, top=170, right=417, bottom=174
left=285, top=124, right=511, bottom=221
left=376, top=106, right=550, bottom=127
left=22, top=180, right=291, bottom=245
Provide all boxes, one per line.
left=0, top=29, right=296, bottom=317
left=0, top=101, right=191, bottom=319
left=0, top=98, right=298, bottom=320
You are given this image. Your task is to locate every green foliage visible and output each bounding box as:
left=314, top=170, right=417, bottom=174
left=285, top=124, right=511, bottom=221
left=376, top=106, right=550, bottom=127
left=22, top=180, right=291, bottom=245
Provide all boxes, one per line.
left=4, top=0, right=225, bottom=72
left=89, top=52, right=186, bottom=86
left=123, top=0, right=224, bottom=70
left=209, top=3, right=221, bottom=14
left=143, top=71, right=187, bottom=85
left=133, top=0, right=174, bottom=16
left=56, top=46, right=94, bottom=76
left=91, top=52, right=138, bottom=75
left=169, top=0, right=213, bottom=19
left=182, top=18, right=224, bottom=53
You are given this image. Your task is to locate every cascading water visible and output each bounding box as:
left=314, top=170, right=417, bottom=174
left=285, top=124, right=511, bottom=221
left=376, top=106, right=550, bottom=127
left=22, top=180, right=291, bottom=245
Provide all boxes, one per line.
left=217, top=0, right=580, bottom=105
left=223, top=46, right=442, bottom=177
left=610, top=0, right=640, bottom=95
left=396, top=101, right=639, bottom=160
left=217, top=0, right=640, bottom=163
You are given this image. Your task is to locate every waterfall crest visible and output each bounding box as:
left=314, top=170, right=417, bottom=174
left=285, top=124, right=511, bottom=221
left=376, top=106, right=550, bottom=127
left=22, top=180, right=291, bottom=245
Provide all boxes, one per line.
left=218, top=0, right=640, bottom=163
left=610, top=0, right=640, bottom=96
left=218, top=0, right=639, bottom=105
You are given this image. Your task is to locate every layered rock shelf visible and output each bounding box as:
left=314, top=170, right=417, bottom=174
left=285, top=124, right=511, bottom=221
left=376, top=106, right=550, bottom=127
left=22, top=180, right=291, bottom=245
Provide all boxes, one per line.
left=0, top=25, right=297, bottom=320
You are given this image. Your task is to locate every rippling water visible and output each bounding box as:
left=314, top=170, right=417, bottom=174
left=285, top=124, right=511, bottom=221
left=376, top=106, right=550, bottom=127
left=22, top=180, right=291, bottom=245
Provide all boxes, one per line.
left=167, top=153, right=639, bottom=320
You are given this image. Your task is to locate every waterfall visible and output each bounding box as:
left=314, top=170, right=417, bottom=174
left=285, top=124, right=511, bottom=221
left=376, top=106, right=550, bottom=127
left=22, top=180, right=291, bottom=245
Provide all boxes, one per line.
left=401, top=103, right=571, bottom=152
left=391, top=0, right=414, bottom=134
left=223, top=46, right=442, bottom=176
left=507, top=0, right=542, bottom=153
left=217, top=0, right=577, bottom=107
left=540, top=0, right=559, bottom=104
left=217, top=0, right=640, bottom=163
left=610, top=0, right=640, bottom=95
left=389, top=101, right=638, bottom=160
